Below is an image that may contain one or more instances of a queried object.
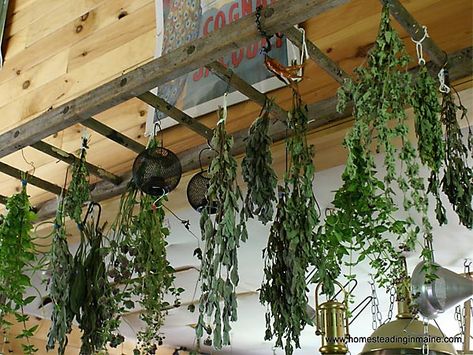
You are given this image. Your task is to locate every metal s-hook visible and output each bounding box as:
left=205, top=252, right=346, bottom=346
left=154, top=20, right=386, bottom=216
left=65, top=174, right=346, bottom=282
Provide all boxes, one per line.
left=411, top=25, right=429, bottom=65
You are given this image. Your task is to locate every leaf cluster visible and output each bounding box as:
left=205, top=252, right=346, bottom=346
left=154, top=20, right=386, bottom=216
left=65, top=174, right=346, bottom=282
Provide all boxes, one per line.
left=327, top=5, right=436, bottom=291
left=439, top=91, right=473, bottom=229
left=46, top=198, right=74, bottom=355
left=259, top=94, right=319, bottom=355
left=0, top=182, right=39, bottom=354
left=64, top=140, right=91, bottom=225
left=196, top=106, right=247, bottom=349
left=241, top=102, right=278, bottom=224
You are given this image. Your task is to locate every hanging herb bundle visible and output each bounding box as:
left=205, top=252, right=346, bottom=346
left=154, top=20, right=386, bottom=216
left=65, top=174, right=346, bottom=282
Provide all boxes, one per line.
left=313, top=131, right=407, bottom=297
left=439, top=88, right=473, bottom=229
left=411, top=65, right=445, bottom=224
left=133, top=195, right=180, bottom=353
left=108, top=137, right=181, bottom=354
left=46, top=197, right=74, bottom=355
left=0, top=181, right=39, bottom=355
left=70, top=204, right=123, bottom=355
left=196, top=103, right=247, bottom=349
left=241, top=101, right=278, bottom=225
left=64, top=136, right=91, bottom=224
left=259, top=93, right=319, bottom=355
left=335, top=5, right=436, bottom=282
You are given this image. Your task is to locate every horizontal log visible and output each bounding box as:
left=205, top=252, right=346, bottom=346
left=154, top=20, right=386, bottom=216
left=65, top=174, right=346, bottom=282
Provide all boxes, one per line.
left=31, top=141, right=122, bottom=185
left=138, top=92, right=214, bottom=140
left=0, top=0, right=349, bottom=159
left=34, top=46, right=472, bottom=221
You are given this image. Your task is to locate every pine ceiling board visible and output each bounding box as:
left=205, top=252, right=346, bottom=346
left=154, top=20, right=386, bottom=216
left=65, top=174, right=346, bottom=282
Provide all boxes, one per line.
left=1, top=0, right=152, bottom=82
left=0, top=50, right=69, bottom=108
left=5, top=0, right=63, bottom=37
left=25, top=0, right=107, bottom=47
left=0, top=29, right=155, bottom=134
left=67, top=2, right=155, bottom=71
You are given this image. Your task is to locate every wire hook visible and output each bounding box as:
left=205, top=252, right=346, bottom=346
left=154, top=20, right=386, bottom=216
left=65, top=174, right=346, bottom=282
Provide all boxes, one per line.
left=411, top=25, right=429, bottom=65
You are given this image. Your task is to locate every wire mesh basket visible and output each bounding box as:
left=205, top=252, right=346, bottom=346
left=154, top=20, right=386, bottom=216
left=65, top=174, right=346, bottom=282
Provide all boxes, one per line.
left=132, top=146, right=182, bottom=197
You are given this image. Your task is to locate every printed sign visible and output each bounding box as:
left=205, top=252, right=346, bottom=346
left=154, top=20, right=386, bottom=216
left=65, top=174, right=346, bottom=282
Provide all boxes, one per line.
left=146, top=0, right=298, bottom=133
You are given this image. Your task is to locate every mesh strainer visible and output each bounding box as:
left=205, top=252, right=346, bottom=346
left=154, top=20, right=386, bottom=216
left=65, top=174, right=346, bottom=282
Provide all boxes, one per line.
left=186, top=148, right=217, bottom=214
left=132, top=145, right=182, bottom=197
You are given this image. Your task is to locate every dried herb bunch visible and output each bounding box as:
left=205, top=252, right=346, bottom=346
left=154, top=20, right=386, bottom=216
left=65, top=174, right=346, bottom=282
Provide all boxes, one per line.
left=70, top=204, right=122, bottom=355
left=260, top=93, right=319, bottom=355
left=411, top=65, right=445, bottom=224
left=47, top=197, right=74, bottom=355
left=64, top=137, right=90, bottom=224
left=440, top=88, right=473, bottom=229
left=241, top=100, right=278, bottom=224
left=108, top=138, right=180, bottom=354
left=0, top=181, right=39, bottom=355
left=197, top=104, right=248, bottom=349
left=314, top=133, right=407, bottom=296
left=336, top=6, right=436, bottom=285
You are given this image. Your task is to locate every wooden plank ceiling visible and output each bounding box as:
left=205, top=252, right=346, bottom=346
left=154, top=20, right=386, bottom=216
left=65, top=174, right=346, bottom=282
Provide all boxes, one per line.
left=0, top=0, right=471, bottom=212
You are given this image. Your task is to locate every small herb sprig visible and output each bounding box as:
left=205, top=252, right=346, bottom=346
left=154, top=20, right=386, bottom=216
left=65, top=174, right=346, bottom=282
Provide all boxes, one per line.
left=411, top=65, right=446, bottom=225
left=440, top=89, right=473, bottom=229
left=242, top=101, right=278, bottom=225
left=0, top=181, right=39, bottom=355
left=64, top=137, right=90, bottom=224
left=260, top=93, right=319, bottom=355
left=46, top=197, right=74, bottom=355
left=196, top=105, right=247, bottom=349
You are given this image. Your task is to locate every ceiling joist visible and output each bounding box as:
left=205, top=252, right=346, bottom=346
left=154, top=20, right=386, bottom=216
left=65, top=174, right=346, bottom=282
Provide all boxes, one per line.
left=81, top=118, right=146, bottom=154
left=138, top=92, right=214, bottom=140
left=31, top=141, right=122, bottom=185
left=0, top=162, right=64, bottom=196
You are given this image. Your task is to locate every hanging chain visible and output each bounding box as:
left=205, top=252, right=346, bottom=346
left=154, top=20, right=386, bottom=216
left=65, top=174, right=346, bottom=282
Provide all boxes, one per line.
left=369, top=276, right=383, bottom=329
left=384, top=286, right=396, bottom=324
left=438, top=67, right=451, bottom=94
left=422, top=317, right=430, bottom=355
left=455, top=305, right=465, bottom=337
left=411, top=25, right=429, bottom=65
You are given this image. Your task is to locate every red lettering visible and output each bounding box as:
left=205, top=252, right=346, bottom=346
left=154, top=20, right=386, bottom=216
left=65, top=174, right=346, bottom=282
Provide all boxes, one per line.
left=215, top=10, right=226, bottom=30
left=204, top=16, right=213, bottom=36
left=193, top=67, right=203, bottom=81
left=241, top=0, right=252, bottom=17
left=247, top=41, right=259, bottom=59
left=229, top=3, right=239, bottom=22
left=231, top=49, right=244, bottom=68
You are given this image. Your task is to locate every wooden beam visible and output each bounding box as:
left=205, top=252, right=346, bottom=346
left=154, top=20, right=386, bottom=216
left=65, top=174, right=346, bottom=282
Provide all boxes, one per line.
left=381, top=0, right=447, bottom=67
left=34, top=46, right=472, bottom=222
left=0, top=0, right=349, bottom=159
left=284, top=26, right=350, bottom=85
left=137, top=92, right=214, bottom=140
left=0, top=162, right=63, bottom=196
left=206, top=61, right=288, bottom=122
left=81, top=118, right=145, bottom=154
left=31, top=141, right=122, bottom=185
